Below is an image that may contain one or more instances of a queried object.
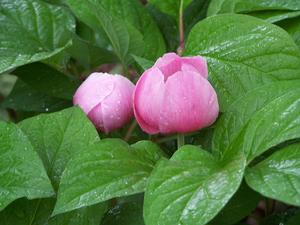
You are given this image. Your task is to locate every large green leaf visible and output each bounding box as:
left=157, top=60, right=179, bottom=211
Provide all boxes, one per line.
left=248, top=10, right=300, bottom=24
left=13, top=63, right=79, bottom=100
left=212, top=81, right=300, bottom=162
left=278, top=17, right=300, bottom=49
left=100, top=0, right=166, bottom=61
left=185, top=14, right=300, bottom=110
left=1, top=80, right=71, bottom=113
left=132, top=55, right=154, bottom=71
left=148, top=0, right=192, bottom=19
left=0, top=121, right=54, bottom=211
left=101, top=194, right=144, bottom=225
left=0, top=0, right=75, bottom=74
left=68, top=34, right=117, bottom=70
left=146, top=4, right=179, bottom=51
left=18, top=107, right=99, bottom=190
left=53, top=139, right=164, bottom=215
left=0, top=198, right=107, bottom=225
left=208, top=183, right=260, bottom=225
left=245, top=143, right=300, bottom=206
left=65, top=0, right=165, bottom=65
left=207, top=0, right=300, bottom=16
left=144, top=145, right=246, bottom=225
left=183, top=0, right=211, bottom=34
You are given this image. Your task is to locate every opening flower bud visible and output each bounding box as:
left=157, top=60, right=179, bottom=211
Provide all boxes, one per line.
left=73, top=73, right=135, bottom=133
left=133, top=53, right=219, bottom=134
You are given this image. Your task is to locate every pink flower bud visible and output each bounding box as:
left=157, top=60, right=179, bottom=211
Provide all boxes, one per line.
left=73, top=73, right=135, bottom=133
left=133, top=53, right=219, bottom=134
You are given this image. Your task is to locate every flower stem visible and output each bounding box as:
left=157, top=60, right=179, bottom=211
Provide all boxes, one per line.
left=124, top=120, right=138, bottom=142
left=177, top=0, right=185, bottom=56
left=177, top=133, right=185, bottom=149
left=155, top=131, right=198, bottom=143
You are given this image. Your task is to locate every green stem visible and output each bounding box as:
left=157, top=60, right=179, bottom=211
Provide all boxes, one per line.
left=124, top=120, right=138, bottom=142
left=177, top=0, right=185, bottom=56
left=155, top=131, right=198, bottom=143
left=123, top=64, right=130, bottom=79
left=177, top=133, right=185, bottom=149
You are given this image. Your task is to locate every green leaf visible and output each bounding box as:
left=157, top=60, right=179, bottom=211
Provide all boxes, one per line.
left=68, top=34, right=117, bottom=70
left=0, top=121, right=54, bottom=211
left=132, top=55, right=154, bottom=71
left=183, top=0, right=211, bottom=34
left=207, top=0, right=300, bottom=16
left=65, top=0, right=165, bottom=65
left=278, top=17, right=300, bottom=50
left=12, top=63, right=79, bottom=100
left=144, top=145, right=246, bottom=225
left=149, top=0, right=192, bottom=19
left=1, top=80, right=72, bottom=112
left=146, top=4, right=179, bottom=51
left=185, top=14, right=300, bottom=110
left=101, top=194, right=144, bottom=225
left=18, top=107, right=99, bottom=190
left=248, top=10, right=300, bottom=24
left=100, top=0, right=166, bottom=61
left=0, top=0, right=75, bottom=74
left=245, top=143, right=300, bottom=206
left=131, top=140, right=167, bottom=161
left=0, top=198, right=107, bottom=225
left=208, top=182, right=261, bottom=225
left=53, top=139, right=164, bottom=215
left=42, top=50, right=71, bottom=71
left=212, top=81, right=300, bottom=162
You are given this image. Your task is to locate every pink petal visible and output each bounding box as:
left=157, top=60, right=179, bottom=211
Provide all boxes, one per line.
left=154, top=53, right=181, bottom=80
left=133, top=67, right=165, bottom=134
left=73, top=73, right=114, bottom=114
left=159, top=70, right=219, bottom=134
left=182, top=56, right=208, bottom=79
left=87, top=103, right=106, bottom=132
left=100, top=75, right=135, bottom=133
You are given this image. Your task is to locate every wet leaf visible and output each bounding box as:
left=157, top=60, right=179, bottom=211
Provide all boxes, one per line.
left=248, top=10, right=300, bottom=24
left=0, top=198, right=107, bottom=225
left=65, top=0, right=165, bottom=64
left=0, top=121, right=54, bottom=211
left=246, top=143, right=300, bottom=206
left=207, top=0, right=300, bottom=16
left=144, top=145, right=246, bottom=225
left=0, top=0, right=75, bottom=74
left=209, top=182, right=261, bottom=225
left=101, top=194, right=144, bottom=225
left=185, top=14, right=300, bottom=110
left=149, top=0, right=192, bottom=19
left=212, top=81, right=300, bottom=162
left=53, top=139, right=164, bottom=215
left=278, top=17, right=300, bottom=50
left=1, top=80, right=71, bottom=113
left=13, top=63, right=79, bottom=100
left=18, top=107, right=99, bottom=190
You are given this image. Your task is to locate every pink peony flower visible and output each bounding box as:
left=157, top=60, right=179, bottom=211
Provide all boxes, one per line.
left=73, top=73, right=135, bottom=133
left=133, top=53, right=219, bottom=134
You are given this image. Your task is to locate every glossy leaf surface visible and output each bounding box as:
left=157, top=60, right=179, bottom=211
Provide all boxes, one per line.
left=0, top=0, right=75, bottom=74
